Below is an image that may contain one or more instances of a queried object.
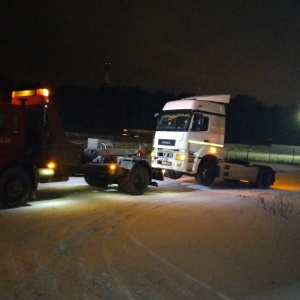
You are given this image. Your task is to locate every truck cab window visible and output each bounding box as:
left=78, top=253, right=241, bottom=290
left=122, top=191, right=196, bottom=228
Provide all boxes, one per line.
left=0, top=113, right=7, bottom=133
left=156, top=110, right=191, bottom=132
left=191, top=114, right=209, bottom=131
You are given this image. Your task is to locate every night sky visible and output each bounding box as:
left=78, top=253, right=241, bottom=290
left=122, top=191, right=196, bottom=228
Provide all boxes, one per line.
left=0, top=1, right=299, bottom=107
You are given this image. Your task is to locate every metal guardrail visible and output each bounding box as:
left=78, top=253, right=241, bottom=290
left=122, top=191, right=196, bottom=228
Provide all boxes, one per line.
left=225, top=145, right=300, bottom=165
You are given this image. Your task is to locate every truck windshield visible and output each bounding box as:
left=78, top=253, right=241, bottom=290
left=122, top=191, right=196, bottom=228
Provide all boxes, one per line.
left=156, top=110, right=191, bottom=132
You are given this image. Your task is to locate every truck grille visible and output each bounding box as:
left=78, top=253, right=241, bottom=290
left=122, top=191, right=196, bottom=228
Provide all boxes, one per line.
left=156, top=151, right=173, bottom=166
left=157, top=152, right=173, bottom=158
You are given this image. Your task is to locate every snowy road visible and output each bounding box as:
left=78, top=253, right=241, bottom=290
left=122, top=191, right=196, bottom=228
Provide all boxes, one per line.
left=1, top=164, right=300, bottom=299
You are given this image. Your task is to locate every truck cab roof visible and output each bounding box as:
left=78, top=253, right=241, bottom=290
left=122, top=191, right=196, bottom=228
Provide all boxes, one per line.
left=163, top=95, right=230, bottom=115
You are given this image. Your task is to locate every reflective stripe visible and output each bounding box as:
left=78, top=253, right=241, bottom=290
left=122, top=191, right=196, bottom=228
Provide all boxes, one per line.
left=188, top=140, right=224, bottom=148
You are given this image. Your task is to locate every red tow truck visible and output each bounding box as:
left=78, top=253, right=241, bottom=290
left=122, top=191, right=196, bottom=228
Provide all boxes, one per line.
left=0, top=88, right=163, bottom=208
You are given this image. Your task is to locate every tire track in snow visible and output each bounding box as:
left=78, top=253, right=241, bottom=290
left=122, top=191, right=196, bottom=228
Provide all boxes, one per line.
left=129, top=233, right=231, bottom=300
left=128, top=232, right=232, bottom=300
left=101, top=203, right=233, bottom=299
left=10, top=211, right=126, bottom=300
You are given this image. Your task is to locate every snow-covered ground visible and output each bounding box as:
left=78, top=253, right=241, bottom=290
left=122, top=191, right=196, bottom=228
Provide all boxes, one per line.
left=1, top=164, right=300, bottom=299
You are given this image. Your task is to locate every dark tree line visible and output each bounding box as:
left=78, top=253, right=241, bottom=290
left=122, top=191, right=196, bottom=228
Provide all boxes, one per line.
left=52, top=85, right=180, bottom=135
left=52, top=86, right=300, bottom=146
left=225, top=95, right=300, bottom=145
left=0, top=78, right=299, bottom=145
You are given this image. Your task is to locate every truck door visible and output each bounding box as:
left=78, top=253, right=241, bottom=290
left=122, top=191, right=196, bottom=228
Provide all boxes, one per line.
left=24, top=105, right=47, bottom=160
left=188, top=113, right=210, bottom=152
left=0, top=105, right=23, bottom=165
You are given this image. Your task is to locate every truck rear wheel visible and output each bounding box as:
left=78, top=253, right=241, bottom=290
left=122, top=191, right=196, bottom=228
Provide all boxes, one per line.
left=0, top=167, right=31, bottom=208
left=196, top=162, right=217, bottom=186
left=254, top=167, right=275, bottom=189
left=119, top=166, right=149, bottom=195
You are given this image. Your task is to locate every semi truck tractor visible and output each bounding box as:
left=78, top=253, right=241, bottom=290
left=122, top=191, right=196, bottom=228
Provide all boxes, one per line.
left=0, top=88, right=163, bottom=208
left=151, top=95, right=275, bottom=188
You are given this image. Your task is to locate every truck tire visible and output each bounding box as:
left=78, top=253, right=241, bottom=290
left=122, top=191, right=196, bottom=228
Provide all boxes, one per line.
left=118, top=173, right=129, bottom=193
left=0, top=167, right=31, bottom=208
left=119, top=166, right=149, bottom=195
left=84, top=176, right=109, bottom=188
left=196, top=162, right=217, bottom=186
left=254, top=167, right=275, bottom=189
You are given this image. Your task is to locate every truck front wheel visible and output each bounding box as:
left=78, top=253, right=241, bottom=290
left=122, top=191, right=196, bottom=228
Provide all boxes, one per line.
left=119, top=166, right=149, bottom=195
left=0, top=167, right=31, bottom=208
left=196, top=162, right=217, bottom=186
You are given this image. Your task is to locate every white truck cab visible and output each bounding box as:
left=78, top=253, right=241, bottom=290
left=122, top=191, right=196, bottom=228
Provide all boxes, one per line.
left=152, top=95, right=275, bottom=188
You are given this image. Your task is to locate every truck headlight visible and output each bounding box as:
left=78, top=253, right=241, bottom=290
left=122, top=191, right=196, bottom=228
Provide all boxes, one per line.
left=38, top=168, right=54, bottom=177
left=175, top=154, right=186, bottom=161
left=151, top=150, right=157, bottom=158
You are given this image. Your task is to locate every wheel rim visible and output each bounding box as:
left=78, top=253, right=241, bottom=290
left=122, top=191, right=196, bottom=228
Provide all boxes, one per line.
left=7, top=179, right=23, bottom=198
left=202, top=168, right=213, bottom=181
left=133, top=173, right=145, bottom=188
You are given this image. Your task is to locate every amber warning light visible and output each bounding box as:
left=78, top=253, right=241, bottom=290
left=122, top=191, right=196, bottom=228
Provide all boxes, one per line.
left=11, top=88, right=50, bottom=105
